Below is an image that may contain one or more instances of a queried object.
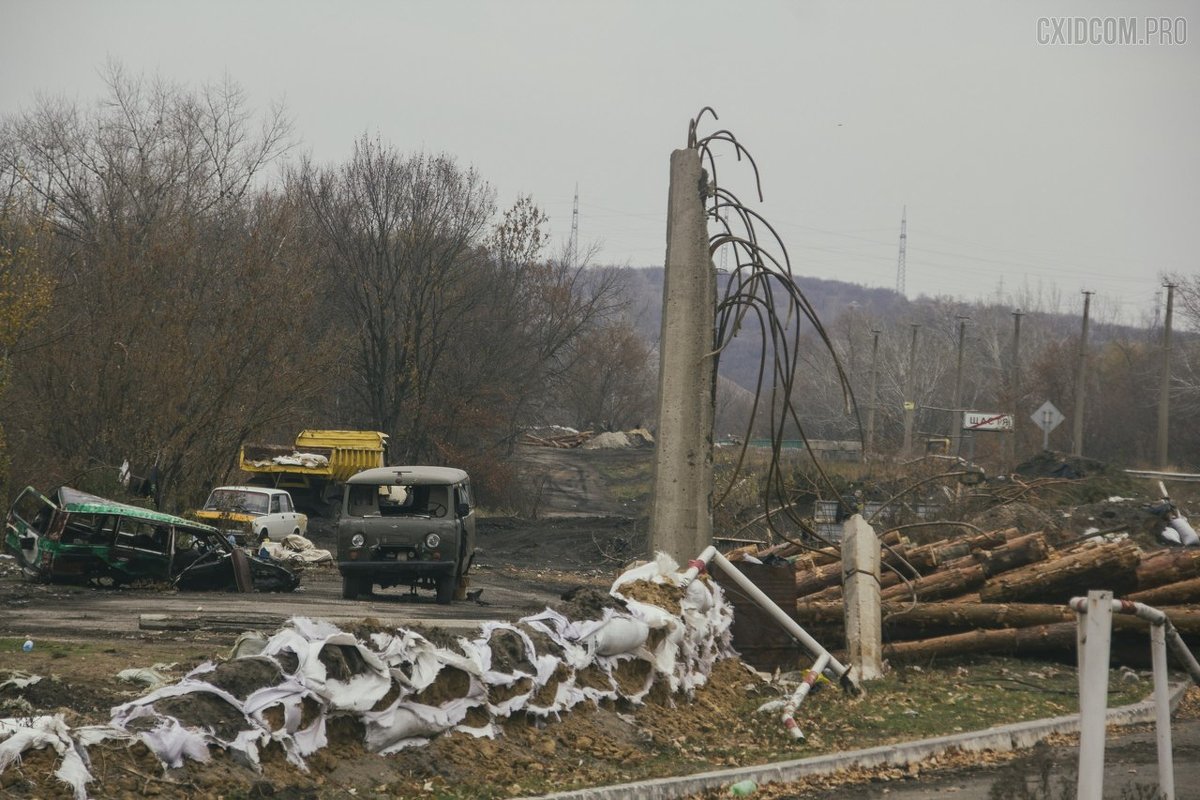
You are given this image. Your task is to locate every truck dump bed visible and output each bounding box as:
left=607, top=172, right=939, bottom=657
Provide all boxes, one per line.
left=295, top=430, right=388, bottom=482
left=239, top=431, right=389, bottom=511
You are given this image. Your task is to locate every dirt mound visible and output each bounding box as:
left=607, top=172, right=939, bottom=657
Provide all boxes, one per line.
left=1012, top=451, right=1140, bottom=502
left=966, top=502, right=1063, bottom=536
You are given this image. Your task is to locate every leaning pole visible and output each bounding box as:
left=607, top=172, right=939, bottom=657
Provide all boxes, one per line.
left=648, top=147, right=717, bottom=564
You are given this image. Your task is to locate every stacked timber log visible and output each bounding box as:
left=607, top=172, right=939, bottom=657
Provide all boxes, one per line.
left=736, top=527, right=1200, bottom=663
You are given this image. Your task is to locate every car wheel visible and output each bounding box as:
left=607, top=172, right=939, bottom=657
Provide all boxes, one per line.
left=435, top=573, right=456, bottom=605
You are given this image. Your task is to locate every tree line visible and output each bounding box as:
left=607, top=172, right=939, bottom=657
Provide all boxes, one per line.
left=0, top=68, right=653, bottom=508
left=1, top=68, right=1195, bottom=512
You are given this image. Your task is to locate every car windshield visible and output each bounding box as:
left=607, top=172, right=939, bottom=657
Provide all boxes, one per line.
left=204, top=489, right=269, bottom=515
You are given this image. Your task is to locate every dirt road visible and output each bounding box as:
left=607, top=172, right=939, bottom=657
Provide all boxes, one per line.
left=0, top=515, right=638, bottom=643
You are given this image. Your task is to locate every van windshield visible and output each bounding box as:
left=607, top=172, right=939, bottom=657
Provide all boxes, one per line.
left=347, top=483, right=450, bottom=517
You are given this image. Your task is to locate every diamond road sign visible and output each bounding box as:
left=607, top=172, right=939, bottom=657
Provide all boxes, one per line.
left=1032, top=400, right=1065, bottom=433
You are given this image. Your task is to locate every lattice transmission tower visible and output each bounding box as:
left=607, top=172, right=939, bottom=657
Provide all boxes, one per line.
left=569, top=184, right=579, bottom=268
left=896, top=205, right=907, bottom=297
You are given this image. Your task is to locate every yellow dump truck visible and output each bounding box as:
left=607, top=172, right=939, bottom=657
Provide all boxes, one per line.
left=240, top=430, right=389, bottom=514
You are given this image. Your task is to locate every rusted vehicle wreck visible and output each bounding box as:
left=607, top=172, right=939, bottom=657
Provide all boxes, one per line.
left=3, top=486, right=299, bottom=592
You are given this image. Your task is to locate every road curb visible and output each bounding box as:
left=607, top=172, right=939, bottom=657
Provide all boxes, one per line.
left=522, top=679, right=1194, bottom=800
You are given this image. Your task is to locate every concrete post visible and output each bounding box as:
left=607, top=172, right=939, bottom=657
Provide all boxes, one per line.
left=842, top=514, right=883, bottom=682
left=648, top=148, right=716, bottom=564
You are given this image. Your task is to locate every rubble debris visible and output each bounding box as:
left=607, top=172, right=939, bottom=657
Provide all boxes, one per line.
left=583, top=431, right=633, bottom=449
left=0, top=553, right=735, bottom=792
left=520, top=427, right=656, bottom=450
left=521, top=426, right=594, bottom=448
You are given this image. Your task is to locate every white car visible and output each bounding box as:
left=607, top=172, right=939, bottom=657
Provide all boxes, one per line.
left=192, top=486, right=307, bottom=544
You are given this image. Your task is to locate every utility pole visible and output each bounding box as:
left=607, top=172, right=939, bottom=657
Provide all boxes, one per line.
left=865, top=329, right=880, bottom=457
left=1009, top=309, right=1023, bottom=466
left=950, top=316, right=969, bottom=458
left=1158, top=283, right=1176, bottom=467
left=902, top=324, right=920, bottom=458
left=895, top=206, right=907, bottom=297
left=1071, top=291, right=1093, bottom=457
left=648, top=148, right=716, bottom=564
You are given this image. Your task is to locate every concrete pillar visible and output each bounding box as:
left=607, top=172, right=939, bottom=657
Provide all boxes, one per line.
left=842, top=514, right=883, bottom=682
left=648, top=148, right=716, bottom=564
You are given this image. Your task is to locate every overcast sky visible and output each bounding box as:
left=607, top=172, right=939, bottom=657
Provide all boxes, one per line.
left=2, top=1, right=1196, bottom=324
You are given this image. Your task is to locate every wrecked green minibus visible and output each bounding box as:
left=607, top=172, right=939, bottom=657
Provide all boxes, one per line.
left=3, top=486, right=299, bottom=592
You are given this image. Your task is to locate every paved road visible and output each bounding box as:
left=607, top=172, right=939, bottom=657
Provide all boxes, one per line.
left=788, top=717, right=1200, bottom=799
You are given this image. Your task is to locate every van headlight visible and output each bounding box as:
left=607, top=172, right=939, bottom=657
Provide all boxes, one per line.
left=424, top=532, right=441, bottom=549
left=351, top=533, right=365, bottom=548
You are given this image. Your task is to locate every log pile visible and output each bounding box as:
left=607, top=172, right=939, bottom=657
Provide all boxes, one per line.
left=736, top=527, right=1200, bottom=663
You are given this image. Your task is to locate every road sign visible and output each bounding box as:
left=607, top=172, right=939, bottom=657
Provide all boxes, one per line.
left=1031, top=401, right=1065, bottom=433
left=963, top=411, right=1013, bottom=431
left=1032, top=400, right=1065, bottom=449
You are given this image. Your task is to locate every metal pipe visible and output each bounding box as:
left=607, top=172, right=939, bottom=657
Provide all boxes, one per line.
left=1068, top=596, right=1200, bottom=681
left=781, top=651, right=830, bottom=740
left=709, top=551, right=853, bottom=688
left=1151, top=624, right=1176, bottom=799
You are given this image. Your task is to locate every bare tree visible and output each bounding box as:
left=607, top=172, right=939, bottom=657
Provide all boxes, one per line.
left=295, top=139, right=496, bottom=460
left=557, top=320, right=655, bottom=431
left=0, top=65, right=323, bottom=505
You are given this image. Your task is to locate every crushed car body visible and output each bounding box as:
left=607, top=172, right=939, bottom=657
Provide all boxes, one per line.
left=3, top=486, right=299, bottom=592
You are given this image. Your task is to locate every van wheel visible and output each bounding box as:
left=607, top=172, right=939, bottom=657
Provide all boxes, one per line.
left=342, top=575, right=367, bottom=600
left=435, top=574, right=456, bottom=605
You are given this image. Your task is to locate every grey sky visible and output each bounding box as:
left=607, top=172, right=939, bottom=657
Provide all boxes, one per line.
left=2, top=0, right=1196, bottom=324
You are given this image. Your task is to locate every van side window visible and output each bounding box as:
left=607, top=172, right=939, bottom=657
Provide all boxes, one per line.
left=62, top=513, right=104, bottom=544
left=117, top=519, right=170, bottom=553
left=280, top=494, right=293, bottom=513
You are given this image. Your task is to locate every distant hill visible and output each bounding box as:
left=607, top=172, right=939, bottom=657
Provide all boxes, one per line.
left=613, top=267, right=910, bottom=391
left=611, top=265, right=1154, bottom=394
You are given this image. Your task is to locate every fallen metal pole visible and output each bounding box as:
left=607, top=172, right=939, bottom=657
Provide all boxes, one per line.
left=707, top=550, right=854, bottom=690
